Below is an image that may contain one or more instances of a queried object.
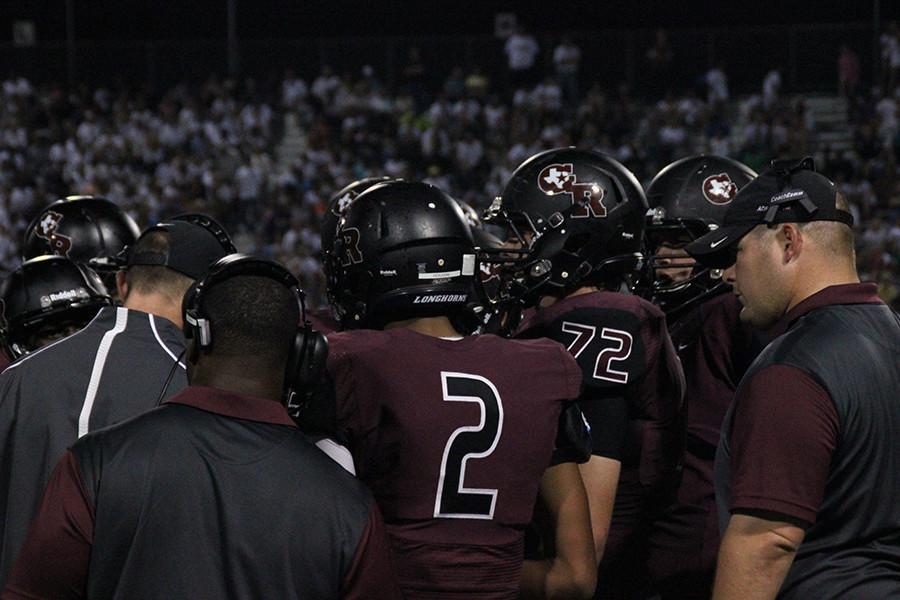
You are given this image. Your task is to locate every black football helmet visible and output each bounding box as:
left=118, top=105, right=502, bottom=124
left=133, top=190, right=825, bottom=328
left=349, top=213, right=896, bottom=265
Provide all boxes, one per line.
left=454, top=199, right=506, bottom=334
left=482, top=147, right=647, bottom=308
left=0, top=256, right=112, bottom=358
left=456, top=198, right=503, bottom=255
left=456, top=200, right=482, bottom=229
left=329, top=181, right=477, bottom=329
left=23, top=196, right=140, bottom=273
left=638, top=155, right=757, bottom=317
left=321, top=178, right=393, bottom=304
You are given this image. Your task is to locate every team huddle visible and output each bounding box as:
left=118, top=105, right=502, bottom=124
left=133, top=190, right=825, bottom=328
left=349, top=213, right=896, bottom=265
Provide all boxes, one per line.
left=0, top=148, right=898, bottom=600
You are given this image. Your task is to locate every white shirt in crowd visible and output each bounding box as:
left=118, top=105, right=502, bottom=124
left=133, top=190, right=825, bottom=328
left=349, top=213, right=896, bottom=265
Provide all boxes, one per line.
left=532, top=81, right=562, bottom=111
left=455, top=138, right=484, bottom=170
left=659, top=123, right=687, bottom=147
left=705, top=68, right=729, bottom=103
left=312, top=73, right=341, bottom=103
left=881, top=32, right=900, bottom=68
left=763, top=70, right=781, bottom=108
left=553, top=42, right=581, bottom=76
left=505, top=33, right=539, bottom=71
left=282, top=77, right=309, bottom=108
left=875, top=95, right=898, bottom=139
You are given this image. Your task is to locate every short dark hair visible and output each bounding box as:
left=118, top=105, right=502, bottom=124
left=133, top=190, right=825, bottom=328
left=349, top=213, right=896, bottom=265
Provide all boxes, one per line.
left=797, top=190, right=855, bottom=260
left=125, top=231, right=194, bottom=301
left=202, top=275, right=299, bottom=364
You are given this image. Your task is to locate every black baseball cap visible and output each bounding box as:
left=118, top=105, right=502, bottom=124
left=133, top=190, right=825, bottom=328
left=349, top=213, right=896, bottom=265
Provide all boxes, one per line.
left=127, top=218, right=234, bottom=280
left=686, top=158, right=854, bottom=268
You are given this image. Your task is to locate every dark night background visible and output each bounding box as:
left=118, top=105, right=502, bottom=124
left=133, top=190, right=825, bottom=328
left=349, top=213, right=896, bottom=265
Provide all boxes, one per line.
left=0, top=1, right=895, bottom=41
left=0, top=1, right=897, bottom=307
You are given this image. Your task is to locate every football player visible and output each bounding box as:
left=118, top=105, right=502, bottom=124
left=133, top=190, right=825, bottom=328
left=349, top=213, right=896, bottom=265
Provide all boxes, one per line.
left=23, top=196, right=140, bottom=297
left=638, top=155, right=765, bottom=600
left=315, top=177, right=394, bottom=334
left=0, top=256, right=112, bottom=360
left=484, top=147, right=685, bottom=600
left=324, top=180, right=596, bottom=598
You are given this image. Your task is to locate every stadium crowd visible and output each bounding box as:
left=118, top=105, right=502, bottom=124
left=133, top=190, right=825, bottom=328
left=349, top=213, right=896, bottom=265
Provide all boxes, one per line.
left=0, top=28, right=898, bottom=308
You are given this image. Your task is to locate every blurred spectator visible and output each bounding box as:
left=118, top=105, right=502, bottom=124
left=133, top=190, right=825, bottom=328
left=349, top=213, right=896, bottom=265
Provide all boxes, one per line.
left=880, top=22, right=899, bottom=93
left=465, top=67, right=490, bottom=99
left=705, top=62, right=729, bottom=108
left=443, top=66, right=466, bottom=101
left=838, top=44, right=861, bottom=99
left=645, top=29, right=674, bottom=98
left=281, top=69, right=308, bottom=109
left=400, top=46, right=428, bottom=111
left=504, top=24, right=540, bottom=93
left=311, top=66, right=341, bottom=106
left=532, top=76, right=563, bottom=113
left=763, top=69, right=782, bottom=110
left=553, top=34, right=581, bottom=106
left=874, top=87, right=898, bottom=145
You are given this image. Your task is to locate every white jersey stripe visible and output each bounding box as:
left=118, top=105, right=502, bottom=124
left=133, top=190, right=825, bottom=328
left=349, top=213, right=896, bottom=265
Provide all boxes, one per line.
left=313, top=438, right=357, bottom=475
left=78, top=306, right=128, bottom=438
left=149, top=314, right=186, bottom=370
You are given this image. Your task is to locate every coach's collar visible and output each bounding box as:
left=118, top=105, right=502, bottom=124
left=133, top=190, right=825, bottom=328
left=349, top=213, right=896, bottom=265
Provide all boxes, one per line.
left=771, top=282, right=882, bottom=337
left=163, top=385, right=297, bottom=427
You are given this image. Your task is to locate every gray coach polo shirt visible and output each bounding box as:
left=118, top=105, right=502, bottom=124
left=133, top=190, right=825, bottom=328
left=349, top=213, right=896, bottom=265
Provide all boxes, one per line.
left=0, top=306, right=186, bottom=585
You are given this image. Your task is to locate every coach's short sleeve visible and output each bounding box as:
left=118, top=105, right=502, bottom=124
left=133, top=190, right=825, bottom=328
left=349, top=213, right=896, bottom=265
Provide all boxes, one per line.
left=729, top=364, right=839, bottom=526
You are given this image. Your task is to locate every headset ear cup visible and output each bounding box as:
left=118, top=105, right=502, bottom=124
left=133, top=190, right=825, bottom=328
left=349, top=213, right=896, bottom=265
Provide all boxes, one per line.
left=182, top=282, right=199, bottom=337
left=304, top=330, right=328, bottom=389
left=284, top=326, right=328, bottom=402
left=284, top=329, right=305, bottom=399
left=181, top=282, right=202, bottom=364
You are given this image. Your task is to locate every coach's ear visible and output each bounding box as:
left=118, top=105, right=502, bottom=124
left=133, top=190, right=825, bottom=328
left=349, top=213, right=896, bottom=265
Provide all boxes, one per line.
left=116, top=270, right=129, bottom=302
left=777, top=223, right=804, bottom=264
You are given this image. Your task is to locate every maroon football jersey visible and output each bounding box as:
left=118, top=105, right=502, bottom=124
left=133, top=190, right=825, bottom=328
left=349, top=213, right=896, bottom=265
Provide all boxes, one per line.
left=647, top=292, right=764, bottom=597
left=308, top=307, right=340, bottom=335
left=327, top=328, right=581, bottom=599
left=669, top=293, right=759, bottom=449
left=517, top=290, right=685, bottom=599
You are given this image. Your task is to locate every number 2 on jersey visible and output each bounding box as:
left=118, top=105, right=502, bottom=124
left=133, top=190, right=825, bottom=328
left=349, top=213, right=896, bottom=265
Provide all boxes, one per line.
left=434, top=372, right=504, bottom=519
left=561, top=322, right=634, bottom=384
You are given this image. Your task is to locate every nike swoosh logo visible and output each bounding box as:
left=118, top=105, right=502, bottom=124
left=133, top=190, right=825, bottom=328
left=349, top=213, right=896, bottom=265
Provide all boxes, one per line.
left=677, top=343, right=690, bottom=352
left=710, top=237, right=729, bottom=248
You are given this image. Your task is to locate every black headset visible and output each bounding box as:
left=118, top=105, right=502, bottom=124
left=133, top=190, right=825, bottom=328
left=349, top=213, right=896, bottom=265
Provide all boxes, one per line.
left=181, top=254, right=328, bottom=407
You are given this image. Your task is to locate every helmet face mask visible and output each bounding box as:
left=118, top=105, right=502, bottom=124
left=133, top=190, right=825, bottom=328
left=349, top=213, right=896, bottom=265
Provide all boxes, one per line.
left=482, top=147, right=648, bottom=309
left=643, top=211, right=713, bottom=295
left=638, top=155, right=757, bottom=317
left=12, top=309, right=101, bottom=356
left=328, top=181, right=477, bottom=330
left=0, top=256, right=113, bottom=358
left=641, top=227, right=727, bottom=318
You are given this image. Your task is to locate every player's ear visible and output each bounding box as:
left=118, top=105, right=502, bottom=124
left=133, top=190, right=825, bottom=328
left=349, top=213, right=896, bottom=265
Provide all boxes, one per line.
left=116, top=270, right=129, bottom=301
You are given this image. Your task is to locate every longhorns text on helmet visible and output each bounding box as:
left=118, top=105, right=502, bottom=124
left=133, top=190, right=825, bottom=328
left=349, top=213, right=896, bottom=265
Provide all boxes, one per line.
left=328, top=180, right=478, bottom=330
